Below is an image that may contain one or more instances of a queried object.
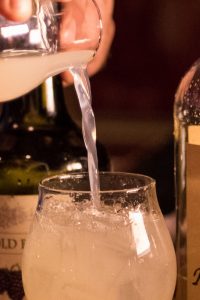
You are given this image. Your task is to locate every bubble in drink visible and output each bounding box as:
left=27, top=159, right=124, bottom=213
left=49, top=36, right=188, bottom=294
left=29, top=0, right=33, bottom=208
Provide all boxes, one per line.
left=21, top=47, right=176, bottom=300
left=22, top=200, right=176, bottom=300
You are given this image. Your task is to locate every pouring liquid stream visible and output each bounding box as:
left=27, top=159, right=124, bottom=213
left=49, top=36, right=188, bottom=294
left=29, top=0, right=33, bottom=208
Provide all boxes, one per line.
left=0, top=49, right=100, bottom=208
left=70, top=66, right=100, bottom=209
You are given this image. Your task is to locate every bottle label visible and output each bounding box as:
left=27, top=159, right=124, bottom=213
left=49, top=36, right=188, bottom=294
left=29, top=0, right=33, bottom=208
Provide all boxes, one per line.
left=0, top=195, right=38, bottom=300
left=187, top=125, right=200, bottom=297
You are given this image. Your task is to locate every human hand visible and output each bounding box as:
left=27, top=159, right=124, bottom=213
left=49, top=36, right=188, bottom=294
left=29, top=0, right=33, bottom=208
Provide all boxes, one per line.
left=61, top=0, right=115, bottom=84
left=0, top=0, right=115, bottom=84
left=88, top=0, right=115, bottom=76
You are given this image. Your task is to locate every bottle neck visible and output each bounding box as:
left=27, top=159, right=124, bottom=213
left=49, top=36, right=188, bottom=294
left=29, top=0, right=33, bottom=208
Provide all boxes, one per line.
left=0, top=75, right=74, bottom=129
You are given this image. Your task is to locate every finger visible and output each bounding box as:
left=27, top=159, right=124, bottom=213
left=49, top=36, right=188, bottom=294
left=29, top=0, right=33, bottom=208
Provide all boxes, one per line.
left=61, top=18, right=115, bottom=86
left=87, top=18, right=115, bottom=76
left=0, top=0, right=32, bottom=22
left=61, top=0, right=115, bottom=85
left=88, top=0, right=115, bottom=74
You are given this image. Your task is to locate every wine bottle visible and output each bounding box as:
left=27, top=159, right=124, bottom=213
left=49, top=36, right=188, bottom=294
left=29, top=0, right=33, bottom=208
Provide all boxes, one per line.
left=0, top=76, right=110, bottom=300
left=174, top=59, right=200, bottom=299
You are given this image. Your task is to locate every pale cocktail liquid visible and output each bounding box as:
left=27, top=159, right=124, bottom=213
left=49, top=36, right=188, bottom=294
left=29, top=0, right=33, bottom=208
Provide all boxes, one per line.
left=22, top=50, right=104, bottom=300
left=22, top=199, right=176, bottom=300
left=21, top=52, right=176, bottom=300
left=0, top=50, right=94, bottom=102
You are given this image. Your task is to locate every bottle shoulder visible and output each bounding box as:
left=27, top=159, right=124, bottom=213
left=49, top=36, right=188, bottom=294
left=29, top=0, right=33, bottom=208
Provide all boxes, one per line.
left=0, top=126, right=110, bottom=194
left=175, top=59, right=200, bottom=125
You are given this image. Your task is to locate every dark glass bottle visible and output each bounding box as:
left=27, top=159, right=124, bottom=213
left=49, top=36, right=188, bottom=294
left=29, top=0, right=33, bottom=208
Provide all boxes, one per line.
left=174, top=59, right=200, bottom=299
left=0, top=75, right=110, bottom=300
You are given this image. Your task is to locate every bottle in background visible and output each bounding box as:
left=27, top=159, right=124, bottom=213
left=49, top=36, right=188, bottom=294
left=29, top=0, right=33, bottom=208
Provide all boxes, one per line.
left=174, top=59, right=200, bottom=299
left=0, top=75, right=110, bottom=300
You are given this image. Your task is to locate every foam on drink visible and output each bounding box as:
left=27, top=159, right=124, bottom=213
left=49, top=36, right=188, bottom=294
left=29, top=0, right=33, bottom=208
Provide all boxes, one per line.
left=22, top=198, right=176, bottom=300
left=22, top=65, right=177, bottom=300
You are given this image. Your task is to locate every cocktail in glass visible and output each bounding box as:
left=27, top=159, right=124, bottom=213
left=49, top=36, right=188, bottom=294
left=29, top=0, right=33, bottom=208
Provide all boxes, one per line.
left=22, top=172, right=177, bottom=300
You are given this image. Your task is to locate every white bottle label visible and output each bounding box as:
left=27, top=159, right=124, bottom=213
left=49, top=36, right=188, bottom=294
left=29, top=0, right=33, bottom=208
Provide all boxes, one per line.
left=0, top=195, right=38, bottom=300
left=187, top=125, right=200, bottom=298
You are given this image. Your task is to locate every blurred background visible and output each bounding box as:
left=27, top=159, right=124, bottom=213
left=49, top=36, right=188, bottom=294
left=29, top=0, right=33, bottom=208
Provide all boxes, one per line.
left=66, top=0, right=200, bottom=216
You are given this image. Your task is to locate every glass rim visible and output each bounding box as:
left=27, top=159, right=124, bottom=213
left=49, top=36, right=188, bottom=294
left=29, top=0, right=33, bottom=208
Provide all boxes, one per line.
left=39, top=172, right=156, bottom=194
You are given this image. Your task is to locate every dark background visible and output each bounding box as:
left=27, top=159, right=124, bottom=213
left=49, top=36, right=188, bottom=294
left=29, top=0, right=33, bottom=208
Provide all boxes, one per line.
left=93, top=0, right=200, bottom=117
left=69, top=0, right=200, bottom=215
